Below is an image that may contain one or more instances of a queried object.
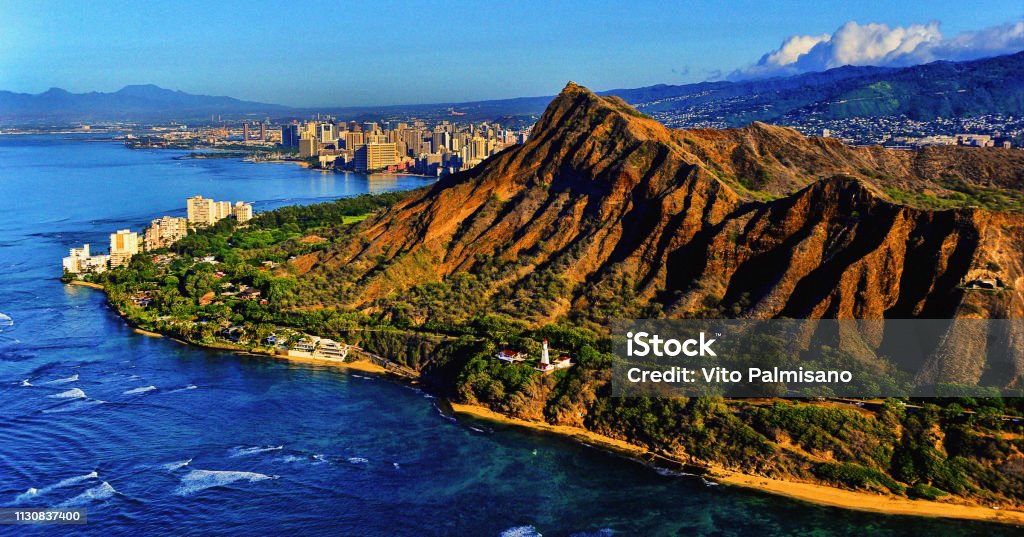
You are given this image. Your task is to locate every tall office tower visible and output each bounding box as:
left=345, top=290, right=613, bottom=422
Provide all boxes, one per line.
left=431, top=130, right=448, bottom=153
left=345, top=131, right=364, bottom=150
left=186, top=195, right=216, bottom=226
left=109, top=229, right=140, bottom=268
left=317, top=123, right=336, bottom=144
left=243, top=123, right=250, bottom=141
left=281, top=124, right=300, bottom=148
left=259, top=123, right=266, bottom=141
left=362, top=122, right=379, bottom=134
left=402, top=129, right=422, bottom=156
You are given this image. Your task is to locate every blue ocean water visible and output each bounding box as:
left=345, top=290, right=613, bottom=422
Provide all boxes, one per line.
left=0, top=135, right=1017, bottom=536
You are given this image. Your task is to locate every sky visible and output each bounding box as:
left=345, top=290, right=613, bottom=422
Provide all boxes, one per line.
left=0, top=1, right=1021, bottom=107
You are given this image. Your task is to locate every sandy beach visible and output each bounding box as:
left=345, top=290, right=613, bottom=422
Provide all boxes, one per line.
left=450, top=402, right=1024, bottom=526
left=267, top=352, right=392, bottom=375
left=66, top=279, right=105, bottom=290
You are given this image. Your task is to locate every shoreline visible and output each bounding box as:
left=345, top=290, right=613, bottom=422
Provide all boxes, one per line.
left=450, top=402, right=1024, bottom=526
left=68, top=280, right=1024, bottom=526
left=63, top=280, right=398, bottom=377
left=66, top=279, right=105, bottom=290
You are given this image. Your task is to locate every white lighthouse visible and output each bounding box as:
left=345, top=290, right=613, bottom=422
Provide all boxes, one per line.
left=541, top=339, right=550, bottom=368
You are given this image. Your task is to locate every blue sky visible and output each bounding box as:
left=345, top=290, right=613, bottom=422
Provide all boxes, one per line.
left=0, top=1, right=1021, bottom=106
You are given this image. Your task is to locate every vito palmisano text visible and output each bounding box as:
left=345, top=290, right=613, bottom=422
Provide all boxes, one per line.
left=622, top=331, right=853, bottom=385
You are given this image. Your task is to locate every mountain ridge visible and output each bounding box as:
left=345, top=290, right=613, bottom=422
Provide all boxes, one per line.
left=85, top=80, right=1024, bottom=508
left=290, top=82, right=1023, bottom=354
left=0, top=84, right=289, bottom=121
left=3, top=51, right=1022, bottom=124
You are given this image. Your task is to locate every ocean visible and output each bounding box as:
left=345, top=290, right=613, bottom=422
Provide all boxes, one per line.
left=0, top=134, right=1014, bottom=536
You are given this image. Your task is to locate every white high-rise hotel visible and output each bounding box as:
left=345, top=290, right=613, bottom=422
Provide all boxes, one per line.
left=109, top=229, right=140, bottom=268
left=187, top=195, right=253, bottom=226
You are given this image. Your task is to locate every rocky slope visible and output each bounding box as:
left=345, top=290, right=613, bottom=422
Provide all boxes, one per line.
left=292, top=82, right=1023, bottom=383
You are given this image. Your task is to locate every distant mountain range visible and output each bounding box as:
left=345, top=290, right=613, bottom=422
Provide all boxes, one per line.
left=1, top=51, right=1022, bottom=125
left=609, top=50, right=1024, bottom=126
left=0, top=84, right=288, bottom=123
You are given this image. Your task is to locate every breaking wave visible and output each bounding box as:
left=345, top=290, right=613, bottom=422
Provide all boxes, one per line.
left=500, top=526, right=543, bottom=537
left=15, top=471, right=98, bottom=502
left=347, top=457, right=368, bottom=464
left=174, top=470, right=276, bottom=496
left=43, top=374, right=78, bottom=385
left=123, top=385, right=157, bottom=395
left=58, top=482, right=117, bottom=507
left=229, top=445, right=283, bottom=458
left=42, top=399, right=104, bottom=413
left=49, top=388, right=86, bottom=399
left=161, top=459, right=193, bottom=471
left=653, top=467, right=697, bottom=478
left=168, top=384, right=197, bottom=393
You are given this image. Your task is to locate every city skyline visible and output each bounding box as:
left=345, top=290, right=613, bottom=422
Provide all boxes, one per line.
left=1, top=1, right=1021, bottom=107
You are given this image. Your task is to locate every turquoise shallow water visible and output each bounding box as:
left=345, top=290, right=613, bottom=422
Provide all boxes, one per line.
left=0, top=135, right=1018, bottom=536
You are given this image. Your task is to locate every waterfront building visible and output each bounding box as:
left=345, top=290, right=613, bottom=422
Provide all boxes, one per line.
left=62, top=244, right=109, bottom=275
left=187, top=195, right=217, bottom=226
left=144, top=216, right=188, bottom=250
left=285, top=335, right=349, bottom=361
left=298, top=137, right=318, bottom=158
left=215, top=200, right=232, bottom=220
left=187, top=195, right=250, bottom=226
left=233, top=201, right=253, bottom=223
left=109, top=229, right=140, bottom=268
left=353, top=143, right=397, bottom=171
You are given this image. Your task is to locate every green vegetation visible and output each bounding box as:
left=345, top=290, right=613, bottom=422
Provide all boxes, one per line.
left=86, top=190, right=1024, bottom=506
left=884, top=175, right=1024, bottom=213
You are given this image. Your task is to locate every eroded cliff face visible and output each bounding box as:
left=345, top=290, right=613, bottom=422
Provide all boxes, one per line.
left=306, top=82, right=1022, bottom=333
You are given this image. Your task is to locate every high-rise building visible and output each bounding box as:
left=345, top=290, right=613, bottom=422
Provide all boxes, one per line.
left=185, top=195, right=251, bottom=228
left=215, top=201, right=232, bottom=220
left=259, top=123, right=266, bottom=141
left=232, top=201, right=253, bottom=223
left=281, top=124, right=300, bottom=148
left=109, top=229, right=140, bottom=268
left=144, top=216, right=188, bottom=250
left=243, top=123, right=250, bottom=141
left=317, top=123, right=336, bottom=144
left=353, top=143, right=397, bottom=171
left=62, top=244, right=109, bottom=275
left=187, top=195, right=217, bottom=226
left=344, top=131, right=364, bottom=150
left=431, top=129, right=448, bottom=153
left=298, top=137, right=318, bottom=158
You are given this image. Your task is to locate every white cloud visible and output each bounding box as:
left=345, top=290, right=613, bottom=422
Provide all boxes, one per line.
left=730, top=20, right=1024, bottom=80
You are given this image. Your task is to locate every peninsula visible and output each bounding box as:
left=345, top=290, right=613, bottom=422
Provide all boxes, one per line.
left=71, top=83, right=1024, bottom=523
